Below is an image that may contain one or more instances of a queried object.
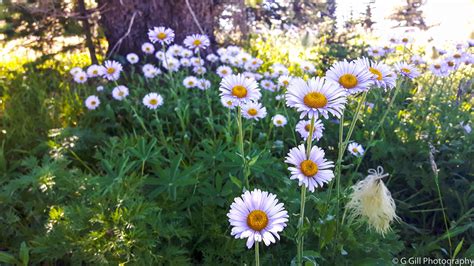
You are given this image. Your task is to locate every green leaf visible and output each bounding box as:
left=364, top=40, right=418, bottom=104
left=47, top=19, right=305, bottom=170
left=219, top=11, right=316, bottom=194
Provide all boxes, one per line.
left=453, top=238, right=464, bottom=259
left=229, top=174, right=242, bottom=189
left=19, top=241, right=29, bottom=266
left=0, top=251, right=20, bottom=265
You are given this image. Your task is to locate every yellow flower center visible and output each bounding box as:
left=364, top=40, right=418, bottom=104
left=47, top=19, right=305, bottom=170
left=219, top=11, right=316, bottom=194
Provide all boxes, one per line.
left=402, top=38, right=408, bottom=43
left=300, top=160, right=318, bottom=177
left=447, top=61, right=454, bottom=67
left=231, top=85, right=248, bottom=98
left=434, top=64, right=441, bottom=69
left=247, top=210, right=268, bottom=231
left=79, top=76, right=85, bottom=80
left=118, top=91, right=124, bottom=97
left=193, top=39, right=201, bottom=46
left=149, top=99, right=158, bottom=105
left=93, top=70, right=98, bottom=75
left=226, top=101, right=233, bottom=106
left=352, top=148, right=358, bottom=153
left=188, top=81, right=194, bottom=85
left=283, top=80, right=289, bottom=86
left=221, top=70, right=227, bottom=74
left=304, top=124, right=311, bottom=132
left=373, top=49, right=379, bottom=54
left=401, top=68, right=411, bottom=74
left=453, top=54, right=461, bottom=59
left=369, top=67, right=383, bottom=81
left=338, top=74, right=358, bottom=89
left=107, top=67, right=115, bottom=74
left=304, top=66, right=309, bottom=70
left=247, top=108, right=258, bottom=116
left=303, top=92, right=327, bottom=108
left=91, top=101, right=96, bottom=105
left=276, top=120, right=282, bottom=124
left=157, top=32, right=167, bottom=40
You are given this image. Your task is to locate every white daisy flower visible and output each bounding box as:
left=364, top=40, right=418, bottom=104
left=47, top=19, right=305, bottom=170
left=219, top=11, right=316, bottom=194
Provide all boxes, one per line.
left=220, top=54, right=232, bottom=64
left=142, top=92, right=164, bottom=110
left=393, top=62, right=420, bottom=79
left=368, top=46, right=385, bottom=57
left=183, top=76, right=198, bottom=88
left=162, top=57, right=181, bottom=72
left=126, top=53, right=139, bottom=64
left=242, top=71, right=256, bottom=81
left=197, top=79, right=211, bottom=90
left=220, top=97, right=237, bottom=109
left=399, top=35, right=413, bottom=46
left=260, top=79, right=276, bottom=92
left=141, top=42, right=155, bottom=54
left=272, top=114, right=287, bottom=127
left=179, top=58, right=191, bottom=67
left=326, top=59, right=374, bottom=95
left=443, top=56, right=459, bottom=71
left=410, top=55, right=425, bottom=65
left=216, top=65, right=233, bottom=78
left=285, top=144, right=335, bottom=192
left=300, top=61, right=316, bottom=74
left=245, top=58, right=263, bottom=70
left=69, top=67, right=82, bottom=76
left=382, top=45, right=394, bottom=55
left=191, top=56, right=204, bottom=66
left=219, top=74, right=261, bottom=105
left=216, top=47, right=227, bottom=56
left=242, top=101, right=267, bottom=120
left=148, top=26, right=175, bottom=45
left=206, top=53, right=219, bottom=62
left=429, top=61, right=449, bottom=77
left=167, top=44, right=183, bottom=57
left=86, top=64, right=103, bottom=78
left=85, top=95, right=100, bottom=110
left=73, top=71, right=88, bottom=84
left=450, top=51, right=466, bottom=64
left=101, top=60, right=123, bottom=81
left=142, top=64, right=161, bottom=78
left=112, top=85, right=129, bottom=101
left=295, top=119, right=324, bottom=141
left=183, top=34, right=210, bottom=51
left=253, top=73, right=263, bottom=81
left=355, top=57, right=396, bottom=90
left=155, top=51, right=166, bottom=61
left=193, top=66, right=206, bottom=75
left=272, top=64, right=289, bottom=77
left=285, top=77, right=347, bottom=119
left=348, top=142, right=365, bottom=157
left=180, top=48, right=193, bottom=58
left=227, top=189, right=288, bottom=249
left=278, top=75, right=293, bottom=89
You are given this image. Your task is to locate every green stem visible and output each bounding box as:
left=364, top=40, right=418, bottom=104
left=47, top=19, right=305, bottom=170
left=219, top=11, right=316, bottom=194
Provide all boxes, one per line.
left=255, top=242, right=260, bottom=266
left=354, top=82, right=402, bottom=173
left=236, top=106, right=249, bottom=189
left=297, top=115, right=315, bottom=265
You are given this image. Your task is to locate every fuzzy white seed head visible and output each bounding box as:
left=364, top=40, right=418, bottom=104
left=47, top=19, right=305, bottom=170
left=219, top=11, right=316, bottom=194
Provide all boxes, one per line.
left=346, top=166, right=399, bottom=236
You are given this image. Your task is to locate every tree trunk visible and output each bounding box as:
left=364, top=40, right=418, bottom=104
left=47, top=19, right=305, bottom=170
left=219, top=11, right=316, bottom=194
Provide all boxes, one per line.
left=77, top=0, right=98, bottom=64
left=98, top=0, right=215, bottom=56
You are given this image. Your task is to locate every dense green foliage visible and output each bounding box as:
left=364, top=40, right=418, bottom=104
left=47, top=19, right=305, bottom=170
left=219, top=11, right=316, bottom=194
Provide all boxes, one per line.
left=1, top=37, right=473, bottom=265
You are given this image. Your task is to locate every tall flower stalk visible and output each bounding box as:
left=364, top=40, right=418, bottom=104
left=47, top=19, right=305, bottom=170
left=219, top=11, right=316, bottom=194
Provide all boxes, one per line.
left=296, top=115, right=316, bottom=265
left=236, top=106, right=250, bottom=189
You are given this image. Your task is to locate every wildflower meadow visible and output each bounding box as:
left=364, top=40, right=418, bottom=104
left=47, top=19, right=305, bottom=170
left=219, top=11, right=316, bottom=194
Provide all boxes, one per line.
left=0, top=1, right=473, bottom=265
